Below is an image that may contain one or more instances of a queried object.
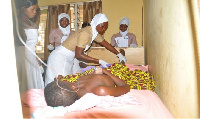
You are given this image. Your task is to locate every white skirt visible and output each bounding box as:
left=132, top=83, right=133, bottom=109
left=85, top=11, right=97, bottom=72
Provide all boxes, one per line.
left=24, top=29, right=44, bottom=90
left=25, top=47, right=44, bottom=90
left=45, top=46, right=81, bottom=86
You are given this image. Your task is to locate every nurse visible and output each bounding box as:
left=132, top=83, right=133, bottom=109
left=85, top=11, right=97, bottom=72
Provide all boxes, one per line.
left=14, top=0, right=44, bottom=93
left=111, top=17, right=137, bottom=47
left=47, top=13, right=74, bottom=51
left=45, top=13, right=126, bottom=86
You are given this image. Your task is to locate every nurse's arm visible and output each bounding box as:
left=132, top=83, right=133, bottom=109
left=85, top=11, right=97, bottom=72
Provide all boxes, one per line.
left=100, top=40, right=119, bottom=55
left=75, top=46, right=99, bottom=64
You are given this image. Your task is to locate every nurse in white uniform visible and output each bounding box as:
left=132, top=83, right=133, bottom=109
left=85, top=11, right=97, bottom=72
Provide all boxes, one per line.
left=111, top=17, right=137, bottom=47
left=14, top=0, right=44, bottom=93
left=24, top=29, right=44, bottom=89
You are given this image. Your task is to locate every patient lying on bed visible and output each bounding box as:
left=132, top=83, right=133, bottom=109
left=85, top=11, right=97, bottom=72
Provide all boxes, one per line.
left=44, top=67, right=130, bottom=107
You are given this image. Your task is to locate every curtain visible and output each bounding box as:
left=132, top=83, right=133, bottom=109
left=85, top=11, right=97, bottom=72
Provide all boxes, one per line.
left=83, top=1, right=102, bottom=23
left=44, top=4, right=70, bottom=61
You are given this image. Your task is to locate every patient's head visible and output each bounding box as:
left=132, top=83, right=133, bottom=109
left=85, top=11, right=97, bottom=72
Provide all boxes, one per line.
left=44, top=80, right=78, bottom=107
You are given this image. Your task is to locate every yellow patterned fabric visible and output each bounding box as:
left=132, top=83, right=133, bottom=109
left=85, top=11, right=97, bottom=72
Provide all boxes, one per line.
left=61, top=63, right=155, bottom=92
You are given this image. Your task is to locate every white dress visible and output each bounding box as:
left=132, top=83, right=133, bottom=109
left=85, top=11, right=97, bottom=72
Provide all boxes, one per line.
left=24, top=29, right=44, bottom=89
left=45, top=45, right=81, bottom=86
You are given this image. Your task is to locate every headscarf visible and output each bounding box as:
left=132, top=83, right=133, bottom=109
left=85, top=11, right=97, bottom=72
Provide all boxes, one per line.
left=58, top=13, right=71, bottom=36
left=119, top=17, right=130, bottom=37
left=90, top=13, right=108, bottom=43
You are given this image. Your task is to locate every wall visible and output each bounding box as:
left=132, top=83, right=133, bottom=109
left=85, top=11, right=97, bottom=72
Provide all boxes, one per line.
left=144, top=0, right=199, bottom=118
left=38, top=0, right=143, bottom=46
left=102, top=0, right=143, bottom=46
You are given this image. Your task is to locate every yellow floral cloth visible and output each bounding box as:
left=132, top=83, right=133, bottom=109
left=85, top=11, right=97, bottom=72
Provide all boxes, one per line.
left=61, top=63, right=155, bottom=92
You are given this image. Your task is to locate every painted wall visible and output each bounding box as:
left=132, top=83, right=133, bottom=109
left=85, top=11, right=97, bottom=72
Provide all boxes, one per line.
left=144, top=0, right=199, bottom=118
left=38, top=0, right=143, bottom=46
left=102, top=0, right=143, bottom=46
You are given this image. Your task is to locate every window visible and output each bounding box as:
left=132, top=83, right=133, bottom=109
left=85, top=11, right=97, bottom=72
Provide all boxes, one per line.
left=36, top=9, right=47, bottom=55
left=70, top=3, right=83, bottom=31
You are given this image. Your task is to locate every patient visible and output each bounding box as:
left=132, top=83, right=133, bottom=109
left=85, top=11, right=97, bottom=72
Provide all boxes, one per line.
left=44, top=67, right=130, bottom=107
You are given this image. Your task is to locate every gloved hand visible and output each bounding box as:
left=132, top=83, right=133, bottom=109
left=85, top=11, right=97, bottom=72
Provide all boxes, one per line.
left=130, top=43, right=137, bottom=47
left=47, top=44, right=54, bottom=50
left=117, top=53, right=127, bottom=63
left=99, top=60, right=109, bottom=68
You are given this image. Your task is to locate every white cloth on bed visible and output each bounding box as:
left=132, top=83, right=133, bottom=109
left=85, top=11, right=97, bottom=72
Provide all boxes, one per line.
left=32, top=92, right=141, bottom=118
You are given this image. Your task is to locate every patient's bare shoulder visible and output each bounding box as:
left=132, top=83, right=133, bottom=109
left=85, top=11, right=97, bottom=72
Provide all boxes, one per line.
left=91, top=85, right=113, bottom=96
left=88, top=74, right=115, bottom=86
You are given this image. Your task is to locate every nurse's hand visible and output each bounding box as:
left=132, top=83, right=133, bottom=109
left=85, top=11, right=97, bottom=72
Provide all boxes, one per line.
left=47, top=44, right=54, bottom=51
left=117, top=53, right=127, bottom=63
left=99, top=60, right=109, bottom=68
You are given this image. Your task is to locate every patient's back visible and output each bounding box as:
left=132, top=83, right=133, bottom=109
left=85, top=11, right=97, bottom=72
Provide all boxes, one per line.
left=74, top=74, right=115, bottom=97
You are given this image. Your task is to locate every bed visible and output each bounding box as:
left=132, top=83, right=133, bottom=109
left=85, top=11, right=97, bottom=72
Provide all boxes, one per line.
left=21, top=47, right=173, bottom=118
left=21, top=89, right=173, bottom=118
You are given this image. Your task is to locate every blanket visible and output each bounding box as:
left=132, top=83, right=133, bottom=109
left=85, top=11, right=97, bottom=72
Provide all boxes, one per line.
left=62, top=63, right=155, bottom=91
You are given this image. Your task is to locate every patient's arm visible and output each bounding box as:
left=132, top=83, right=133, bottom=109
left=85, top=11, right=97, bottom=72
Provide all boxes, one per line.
left=102, top=68, right=129, bottom=88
